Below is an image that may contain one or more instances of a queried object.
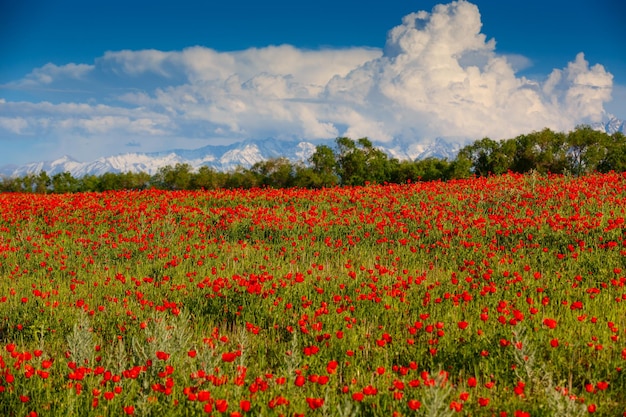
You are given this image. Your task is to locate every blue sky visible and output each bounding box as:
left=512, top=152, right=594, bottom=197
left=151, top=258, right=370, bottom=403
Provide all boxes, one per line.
left=1, top=0, right=625, bottom=165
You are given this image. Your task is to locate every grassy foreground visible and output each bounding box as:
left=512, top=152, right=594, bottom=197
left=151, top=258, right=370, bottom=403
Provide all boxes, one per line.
left=1, top=172, right=626, bottom=416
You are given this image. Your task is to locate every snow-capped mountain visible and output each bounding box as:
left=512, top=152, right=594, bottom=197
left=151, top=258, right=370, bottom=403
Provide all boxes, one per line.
left=384, top=137, right=466, bottom=161
left=591, top=114, right=625, bottom=135
left=0, top=139, right=319, bottom=178
left=0, top=137, right=462, bottom=178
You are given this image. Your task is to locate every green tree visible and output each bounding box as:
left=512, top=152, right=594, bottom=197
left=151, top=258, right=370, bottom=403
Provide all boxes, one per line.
left=293, top=166, right=321, bottom=188
left=20, top=174, right=36, bottom=193
left=566, top=125, right=609, bottom=176
left=335, top=137, right=367, bottom=185
left=511, top=128, right=568, bottom=174
left=192, top=166, right=222, bottom=190
left=123, top=172, right=151, bottom=190
left=389, top=160, right=422, bottom=183
left=307, top=145, right=338, bottom=187
left=598, top=131, right=626, bottom=173
left=152, top=163, right=193, bottom=190
left=35, top=171, right=52, bottom=194
left=0, top=176, right=21, bottom=192
left=51, top=172, right=79, bottom=194
left=79, top=174, right=101, bottom=192
left=97, top=172, right=121, bottom=191
left=447, top=155, right=473, bottom=179
left=223, top=167, right=261, bottom=189
left=414, top=157, right=451, bottom=181
left=457, top=137, right=506, bottom=176
left=335, top=137, right=393, bottom=185
left=250, top=158, right=295, bottom=188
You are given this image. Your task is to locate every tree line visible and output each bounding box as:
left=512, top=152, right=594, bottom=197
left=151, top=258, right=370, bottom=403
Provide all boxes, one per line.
left=1, top=125, right=625, bottom=193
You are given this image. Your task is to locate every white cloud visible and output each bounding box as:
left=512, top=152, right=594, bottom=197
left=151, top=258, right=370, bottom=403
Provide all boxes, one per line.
left=0, top=117, right=29, bottom=134
left=55, top=115, right=169, bottom=135
left=0, top=0, right=617, bottom=163
left=6, top=63, right=93, bottom=87
left=100, top=49, right=172, bottom=77
left=321, top=1, right=613, bottom=141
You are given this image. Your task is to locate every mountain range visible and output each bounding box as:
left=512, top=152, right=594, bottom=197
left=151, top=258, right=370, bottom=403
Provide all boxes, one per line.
left=1, top=115, right=623, bottom=178
left=0, top=137, right=464, bottom=178
left=591, top=115, right=625, bottom=135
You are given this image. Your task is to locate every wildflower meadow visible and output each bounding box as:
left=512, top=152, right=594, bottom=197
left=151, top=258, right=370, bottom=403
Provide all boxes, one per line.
left=1, top=172, right=626, bottom=416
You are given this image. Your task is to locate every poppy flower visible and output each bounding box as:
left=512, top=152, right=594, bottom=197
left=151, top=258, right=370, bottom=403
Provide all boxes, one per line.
left=543, top=318, right=557, bottom=329
left=407, top=399, right=421, bottom=410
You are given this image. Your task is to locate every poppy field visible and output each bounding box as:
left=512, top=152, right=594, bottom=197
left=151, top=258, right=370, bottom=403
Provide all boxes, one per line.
left=1, top=172, right=626, bottom=416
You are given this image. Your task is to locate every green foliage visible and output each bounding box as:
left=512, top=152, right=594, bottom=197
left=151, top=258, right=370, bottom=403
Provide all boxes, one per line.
left=35, top=171, right=51, bottom=194
left=446, top=154, right=473, bottom=179
left=151, top=163, right=194, bottom=190
left=598, top=132, right=626, bottom=172
left=250, top=157, right=295, bottom=188
left=335, top=137, right=395, bottom=185
left=458, top=137, right=506, bottom=176
left=191, top=166, right=224, bottom=190
left=512, top=128, right=569, bottom=174
left=566, top=125, right=609, bottom=176
left=303, top=144, right=339, bottom=188
left=391, top=157, right=452, bottom=182
left=51, top=172, right=80, bottom=194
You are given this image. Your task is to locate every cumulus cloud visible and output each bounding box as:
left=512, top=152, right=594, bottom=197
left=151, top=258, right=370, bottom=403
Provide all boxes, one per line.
left=0, top=0, right=616, bottom=163
left=543, top=52, right=613, bottom=123
left=7, top=63, right=93, bottom=87
left=325, top=1, right=613, bottom=141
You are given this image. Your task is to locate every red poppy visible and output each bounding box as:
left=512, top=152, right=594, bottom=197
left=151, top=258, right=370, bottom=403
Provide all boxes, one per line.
left=155, top=351, right=170, bottom=361
left=543, top=318, right=557, bottom=329
left=407, top=399, right=421, bottom=410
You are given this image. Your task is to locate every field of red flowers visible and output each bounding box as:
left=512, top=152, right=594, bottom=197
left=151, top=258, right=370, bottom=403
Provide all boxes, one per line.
left=1, top=172, right=626, bottom=416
